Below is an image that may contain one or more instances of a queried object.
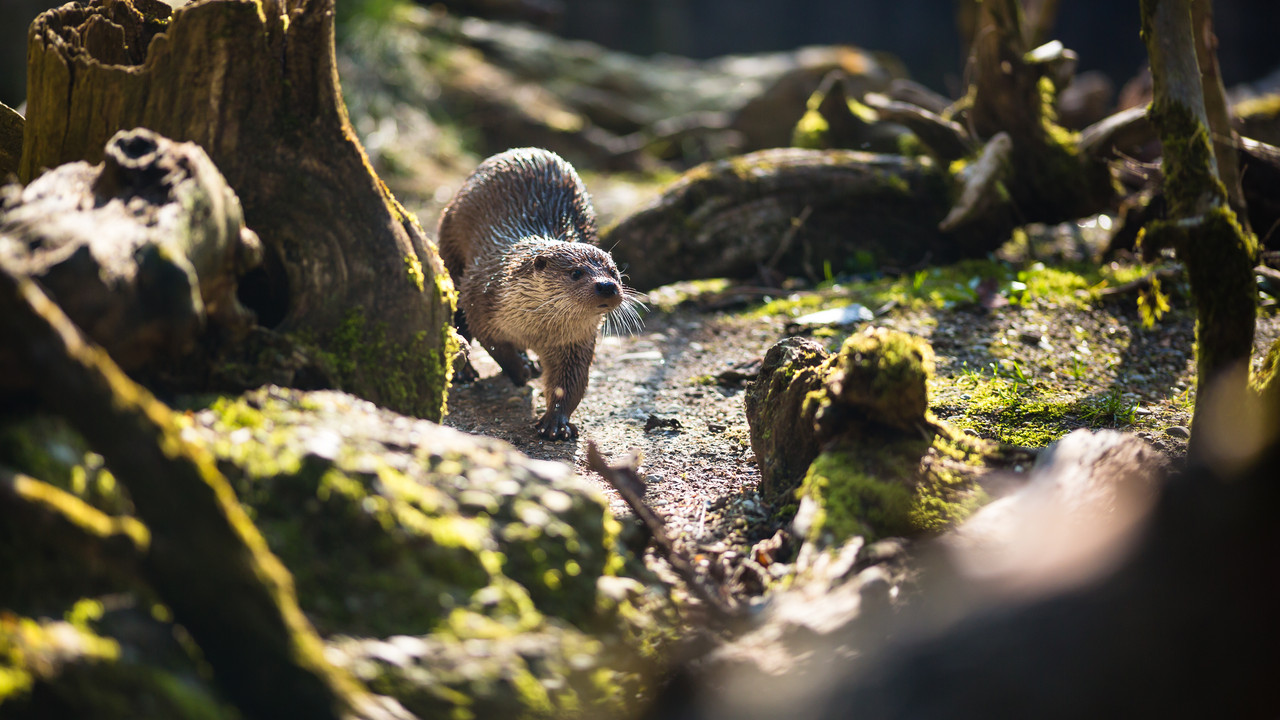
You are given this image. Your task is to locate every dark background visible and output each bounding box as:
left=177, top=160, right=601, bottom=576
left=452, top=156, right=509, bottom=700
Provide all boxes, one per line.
left=553, top=0, right=1280, bottom=96
left=3, top=0, right=1280, bottom=111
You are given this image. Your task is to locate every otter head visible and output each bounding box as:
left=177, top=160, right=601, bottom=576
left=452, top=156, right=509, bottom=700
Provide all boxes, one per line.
left=504, top=240, right=642, bottom=339
left=533, top=244, right=625, bottom=316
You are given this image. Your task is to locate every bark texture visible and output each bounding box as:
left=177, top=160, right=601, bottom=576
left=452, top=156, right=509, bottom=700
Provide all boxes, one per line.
left=1140, top=0, right=1257, bottom=454
left=21, top=0, right=455, bottom=420
left=0, top=101, right=20, bottom=178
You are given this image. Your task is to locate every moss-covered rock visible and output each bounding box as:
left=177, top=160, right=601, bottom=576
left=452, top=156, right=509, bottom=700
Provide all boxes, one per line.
left=748, top=328, right=1008, bottom=546
left=3, top=386, right=670, bottom=718
left=0, top=603, right=234, bottom=720
left=176, top=387, right=631, bottom=637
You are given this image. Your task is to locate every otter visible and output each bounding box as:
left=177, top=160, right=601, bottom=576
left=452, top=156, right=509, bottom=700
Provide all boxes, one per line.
left=438, top=147, right=641, bottom=440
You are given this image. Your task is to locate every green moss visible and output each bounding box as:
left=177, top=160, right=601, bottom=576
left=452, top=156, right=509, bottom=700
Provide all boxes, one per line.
left=743, top=292, right=850, bottom=319
left=949, top=371, right=1075, bottom=447
left=1234, top=93, right=1280, bottom=119
left=792, top=108, right=830, bottom=149
left=193, top=388, right=640, bottom=643
left=644, top=278, right=732, bottom=312
left=0, top=613, right=233, bottom=720
left=0, top=416, right=132, bottom=518
left=798, top=428, right=990, bottom=544
left=309, top=304, right=456, bottom=422
left=404, top=253, right=426, bottom=292
left=799, top=448, right=916, bottom=541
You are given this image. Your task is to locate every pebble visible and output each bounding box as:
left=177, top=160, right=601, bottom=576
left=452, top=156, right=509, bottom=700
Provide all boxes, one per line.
left=1165, top=425, right=1191, bottom=439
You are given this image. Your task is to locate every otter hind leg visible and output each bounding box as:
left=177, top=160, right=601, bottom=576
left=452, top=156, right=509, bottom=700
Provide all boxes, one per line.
left=485, top=341, right=540, bottom=386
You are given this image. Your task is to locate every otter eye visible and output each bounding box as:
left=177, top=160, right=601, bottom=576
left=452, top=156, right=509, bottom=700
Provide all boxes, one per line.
left=570, top=269, right=585, bottom=280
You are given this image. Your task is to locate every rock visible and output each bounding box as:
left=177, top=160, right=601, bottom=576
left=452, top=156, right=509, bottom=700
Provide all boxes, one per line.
left=1165, top=425, right=1191, bottom=439
left=789, top=304, right=874, bottom=329
left=745, top=328, right=1006, bottom=545
left=2, top=386, right=672, bottom=718
left=945, top=429, right=1168, bottom=597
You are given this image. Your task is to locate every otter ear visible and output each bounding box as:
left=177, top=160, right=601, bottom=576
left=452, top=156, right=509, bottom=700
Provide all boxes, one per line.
left=534, top=255, right=548, bottom=271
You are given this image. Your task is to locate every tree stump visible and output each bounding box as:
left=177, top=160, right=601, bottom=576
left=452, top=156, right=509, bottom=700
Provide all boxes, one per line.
left=21, top=0, right=455, bottom=420
left=0, top=101, right=20, bottom=178
left=966, top=0, right=1115, bottom=223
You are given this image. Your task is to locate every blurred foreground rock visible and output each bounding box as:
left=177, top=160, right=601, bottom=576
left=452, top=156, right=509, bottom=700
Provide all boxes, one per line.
left=650, top=424, right=1280, bottom=720
left=2, top=385, right=669, bottom=719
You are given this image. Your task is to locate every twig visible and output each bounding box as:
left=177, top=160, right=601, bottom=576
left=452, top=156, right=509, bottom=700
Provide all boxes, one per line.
left=586, top=442, right=742, bottom=626
left=765, top=205, right=813, bottom=272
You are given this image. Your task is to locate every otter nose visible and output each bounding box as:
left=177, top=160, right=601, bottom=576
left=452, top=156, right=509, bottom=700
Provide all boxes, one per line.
left=595, top=280, right=619, bottom=297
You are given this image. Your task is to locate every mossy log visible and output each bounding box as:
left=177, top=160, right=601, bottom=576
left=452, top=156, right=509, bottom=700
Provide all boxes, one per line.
left=0, top=268, right=404, bottom=720
left=965, top=0, right=1115, bottom=222
left=0, top=128, right=261, bottom=401
left=744, top=329, right=1022, bottom=546
left=606, top=148, right=1015, bottom=290
left=21, top=0, right=454, bottom=420
left=1139, top=0, right=1257, bottom=454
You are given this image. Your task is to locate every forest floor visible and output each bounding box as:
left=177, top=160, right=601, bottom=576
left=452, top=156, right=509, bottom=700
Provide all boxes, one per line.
left=443, top=222, right=1280, bottom=574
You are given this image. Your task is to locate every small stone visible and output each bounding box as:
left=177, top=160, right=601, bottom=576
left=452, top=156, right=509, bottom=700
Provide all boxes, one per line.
left=1165, top=425, right=1191, bottom=439
left=1134, top=406, right=1152, bottom=416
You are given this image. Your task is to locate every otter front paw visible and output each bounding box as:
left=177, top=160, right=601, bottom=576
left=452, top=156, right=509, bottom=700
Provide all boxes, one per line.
left=535, top=412, right=578, bottom=441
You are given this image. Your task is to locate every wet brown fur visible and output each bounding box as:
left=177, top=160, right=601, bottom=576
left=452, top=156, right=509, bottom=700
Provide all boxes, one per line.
left=438, top=148, right=628, bottom=440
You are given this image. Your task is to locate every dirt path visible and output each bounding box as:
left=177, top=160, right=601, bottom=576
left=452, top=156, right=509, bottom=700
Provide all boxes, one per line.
left=445, top=273, right=1280, bottom=552
left=444, top=306, right=769, bottom=537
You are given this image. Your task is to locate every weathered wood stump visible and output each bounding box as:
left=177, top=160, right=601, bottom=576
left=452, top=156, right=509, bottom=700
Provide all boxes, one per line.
left=21, top=0, right=455, bottom=420
left=965, top=0, right=1115, bottom=223
left=0, top=128, right=261, bottom=400
left=0, top=101, right=20, bottom=178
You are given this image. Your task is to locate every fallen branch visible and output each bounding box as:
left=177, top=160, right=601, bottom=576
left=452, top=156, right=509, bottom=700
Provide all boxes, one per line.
left=585, top=442, right=743, bottom=627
